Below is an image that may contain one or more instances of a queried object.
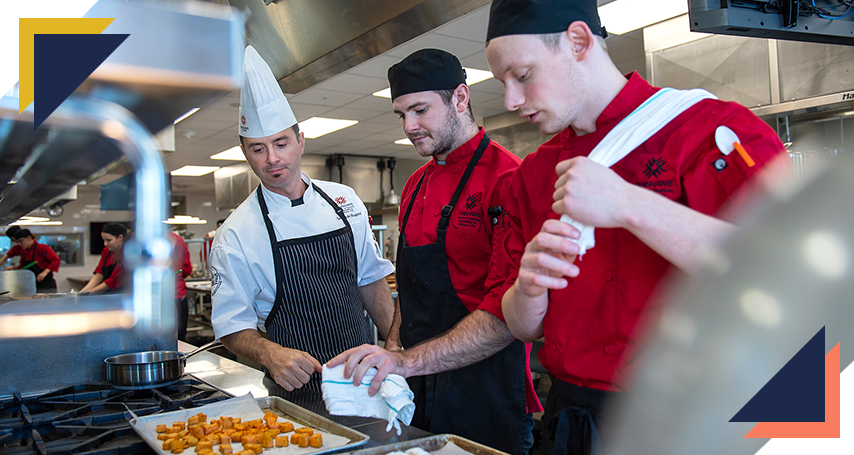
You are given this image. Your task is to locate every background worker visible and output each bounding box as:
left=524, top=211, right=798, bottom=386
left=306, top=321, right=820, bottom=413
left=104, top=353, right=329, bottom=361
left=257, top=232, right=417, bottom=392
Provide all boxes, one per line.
left=80, top=223, right=129, bottom=295
left=0, top=228, right=60, bottom=293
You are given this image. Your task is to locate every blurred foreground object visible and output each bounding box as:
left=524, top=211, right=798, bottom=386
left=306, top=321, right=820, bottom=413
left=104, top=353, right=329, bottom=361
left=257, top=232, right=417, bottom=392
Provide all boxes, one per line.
left=608, top=152, right=854, bottom=454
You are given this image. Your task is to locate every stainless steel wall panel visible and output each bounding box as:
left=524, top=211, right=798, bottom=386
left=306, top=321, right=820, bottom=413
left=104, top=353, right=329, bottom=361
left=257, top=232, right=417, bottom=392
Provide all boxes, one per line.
left=777, top=40, right=854, bottom=103
left=650, top=35, right=771, bottom=107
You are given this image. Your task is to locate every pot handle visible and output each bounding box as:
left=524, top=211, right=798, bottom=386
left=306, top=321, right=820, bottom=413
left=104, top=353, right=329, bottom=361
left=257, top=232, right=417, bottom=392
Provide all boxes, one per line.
left=181, top=339, right=223, bottom=360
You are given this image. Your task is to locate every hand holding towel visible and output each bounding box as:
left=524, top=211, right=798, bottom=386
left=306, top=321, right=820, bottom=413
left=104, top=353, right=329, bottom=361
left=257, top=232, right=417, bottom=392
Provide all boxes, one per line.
left=321, top=364, right=415, bottom=435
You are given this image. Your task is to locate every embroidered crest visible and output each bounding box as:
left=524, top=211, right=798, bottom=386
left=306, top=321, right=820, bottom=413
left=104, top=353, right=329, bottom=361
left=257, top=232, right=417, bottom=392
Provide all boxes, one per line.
left=464, top=194, right=479, bottom=210
left=642, top=157, right=667, bottom=179
left=210, top=265, right=222, bottom=296
left=335, top=196, right=347, bottom=205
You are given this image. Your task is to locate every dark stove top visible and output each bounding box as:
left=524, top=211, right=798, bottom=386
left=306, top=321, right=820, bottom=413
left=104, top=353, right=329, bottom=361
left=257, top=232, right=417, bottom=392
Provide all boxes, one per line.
left=0, top=377, right=232, bottom=455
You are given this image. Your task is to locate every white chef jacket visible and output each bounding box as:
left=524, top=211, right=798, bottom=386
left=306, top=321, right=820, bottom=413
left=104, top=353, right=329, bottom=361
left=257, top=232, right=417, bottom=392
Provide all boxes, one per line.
left=210, top=173, right=394, bottom=339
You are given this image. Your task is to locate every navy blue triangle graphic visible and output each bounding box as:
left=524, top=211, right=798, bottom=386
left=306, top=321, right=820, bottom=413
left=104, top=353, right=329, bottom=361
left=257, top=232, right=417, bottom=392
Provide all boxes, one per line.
left=730, top=327, right=826, bottom=422
left=33, top=33, right=129, bottom=129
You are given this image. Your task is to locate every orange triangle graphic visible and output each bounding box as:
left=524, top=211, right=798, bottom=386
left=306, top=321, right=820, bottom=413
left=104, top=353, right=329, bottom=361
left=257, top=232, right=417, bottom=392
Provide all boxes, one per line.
left=745, top=343, right=840, bottom=438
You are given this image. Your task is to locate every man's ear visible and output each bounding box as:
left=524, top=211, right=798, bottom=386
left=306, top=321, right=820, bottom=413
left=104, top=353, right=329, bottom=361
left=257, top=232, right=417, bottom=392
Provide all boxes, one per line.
left=566, top=20, right=595, bottom=61
left=454, top=83, right=471, bottom=114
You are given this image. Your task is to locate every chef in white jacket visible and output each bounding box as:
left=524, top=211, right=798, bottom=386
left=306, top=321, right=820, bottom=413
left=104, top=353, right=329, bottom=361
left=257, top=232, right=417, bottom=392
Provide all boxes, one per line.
left=210, top=46, right=395, bottom=399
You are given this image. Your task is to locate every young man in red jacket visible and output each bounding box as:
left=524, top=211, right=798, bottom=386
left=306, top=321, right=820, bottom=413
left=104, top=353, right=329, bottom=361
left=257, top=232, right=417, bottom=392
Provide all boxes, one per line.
left=483, top=1, right=791, bottom=454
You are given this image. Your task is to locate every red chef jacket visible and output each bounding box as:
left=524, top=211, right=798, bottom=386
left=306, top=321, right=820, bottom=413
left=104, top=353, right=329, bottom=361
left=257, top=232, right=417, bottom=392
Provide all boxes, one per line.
left=7, top=240, right=60, bottom=273
left=167, top=232, right=193, bottom=299
left=482, top=72, right=790, bottom=392
left=399, top=127, right=544, bottom=412
left=94, top=247, right=126, bottom=291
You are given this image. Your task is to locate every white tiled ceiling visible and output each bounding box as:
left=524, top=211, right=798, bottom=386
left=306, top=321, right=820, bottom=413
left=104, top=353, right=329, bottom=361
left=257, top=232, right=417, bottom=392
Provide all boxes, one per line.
left=168, top=3, right=646, bottom=193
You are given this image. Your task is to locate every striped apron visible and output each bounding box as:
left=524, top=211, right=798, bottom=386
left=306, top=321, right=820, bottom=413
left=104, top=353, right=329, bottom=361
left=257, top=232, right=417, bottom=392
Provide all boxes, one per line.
left=257, top=184, right=373, bottom=396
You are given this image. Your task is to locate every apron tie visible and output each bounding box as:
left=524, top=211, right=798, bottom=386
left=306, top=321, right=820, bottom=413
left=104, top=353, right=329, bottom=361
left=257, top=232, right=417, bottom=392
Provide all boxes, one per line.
left=549, top=405, right=603, bottom=455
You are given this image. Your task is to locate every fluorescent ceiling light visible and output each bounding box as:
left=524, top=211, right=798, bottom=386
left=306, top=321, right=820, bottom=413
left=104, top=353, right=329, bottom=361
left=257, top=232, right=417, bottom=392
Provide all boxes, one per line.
left=395, top=138, right=413, bottom=146
left=10, top=216, right=61, bottom=226
left=211, top=145, right=246, bottom=161
left=598, top=0, right=688, bottom=35
left=372, top=67, right=494, bottom=98
left=174, top=107, right=200, bottom=124
left=170, top=165, right=220, bottom=176
left=298, top=117, right=358, bottom=139
left=464, top=68, right=493, bottom=85
left=163, top=215, right=208, bottom=225
left=373, top=88, right=392, bottom=99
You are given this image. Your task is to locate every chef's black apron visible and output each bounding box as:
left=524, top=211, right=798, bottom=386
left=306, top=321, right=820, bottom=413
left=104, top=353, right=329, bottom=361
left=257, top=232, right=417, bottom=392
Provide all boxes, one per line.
left=20, top=248, right=56, bottom=292
left=542, top=377, right=620, bottom=455
left=396, top=134, right=528, bottom=455
left=257, top=184, right=373, bottom=398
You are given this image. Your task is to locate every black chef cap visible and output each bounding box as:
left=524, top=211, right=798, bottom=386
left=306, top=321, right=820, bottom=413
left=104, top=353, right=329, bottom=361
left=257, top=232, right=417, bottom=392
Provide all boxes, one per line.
left=5, top=226, right=21, bottom=238
left=388, top=49, right=467, bottom=101
left=102, top=223, right=129, bottom=238
left=486, top=0, right=606, bottom=42
left=12, top=229, right=32, bottom=240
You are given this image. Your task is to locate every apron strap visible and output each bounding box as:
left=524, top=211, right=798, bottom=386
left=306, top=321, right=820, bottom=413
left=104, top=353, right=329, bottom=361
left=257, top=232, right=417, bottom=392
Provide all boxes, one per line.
left=399, top=133, right=492, bottom=234
left=437, top=133, right=491, bottom=234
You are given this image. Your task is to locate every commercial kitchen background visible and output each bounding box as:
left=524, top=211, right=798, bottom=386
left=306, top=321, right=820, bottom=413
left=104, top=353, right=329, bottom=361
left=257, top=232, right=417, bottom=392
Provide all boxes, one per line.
left=3, top=0, right=852, bottom=296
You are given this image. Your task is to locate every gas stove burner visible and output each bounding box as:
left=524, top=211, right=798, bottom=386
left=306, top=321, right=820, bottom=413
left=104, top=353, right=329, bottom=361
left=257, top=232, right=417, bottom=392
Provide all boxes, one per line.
left=0, top=376, right=232, bottom=455
left=110, top=379, right=180, bottom=391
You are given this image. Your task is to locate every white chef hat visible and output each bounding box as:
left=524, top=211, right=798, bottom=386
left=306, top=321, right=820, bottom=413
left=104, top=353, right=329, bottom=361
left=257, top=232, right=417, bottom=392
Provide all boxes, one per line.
left=238, top=45, right=297, bottom=138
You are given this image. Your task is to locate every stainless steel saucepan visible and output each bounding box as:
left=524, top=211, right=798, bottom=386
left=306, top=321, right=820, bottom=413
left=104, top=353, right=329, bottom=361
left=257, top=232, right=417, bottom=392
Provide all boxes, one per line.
left=104, top=339, right=222, bottom=389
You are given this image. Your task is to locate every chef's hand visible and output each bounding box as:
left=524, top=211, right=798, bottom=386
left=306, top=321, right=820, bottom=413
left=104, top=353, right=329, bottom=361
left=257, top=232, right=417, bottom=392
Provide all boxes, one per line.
left=327, top=344, right=406, bottom=396
left=267, top=346, right=322, bottom=392
left=552, top=157, right=634, bottom=229
left=3, top=266, right=14, bottom=271
left=36, top=271, right=48, bottom=283
left=516, top=219, right=581, bottom=298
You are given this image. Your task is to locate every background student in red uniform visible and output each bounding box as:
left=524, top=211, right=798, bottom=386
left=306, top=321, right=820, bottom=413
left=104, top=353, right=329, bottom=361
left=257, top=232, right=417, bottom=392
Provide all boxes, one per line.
left=0, top=228, right=61, bottom=292
left=482, top=1, right=791, bottom=454
left=167, top=231, right=193, bottom=341
left=80, top=223, right=129, bottom=294
left=330, top=49, right=539, bottom=455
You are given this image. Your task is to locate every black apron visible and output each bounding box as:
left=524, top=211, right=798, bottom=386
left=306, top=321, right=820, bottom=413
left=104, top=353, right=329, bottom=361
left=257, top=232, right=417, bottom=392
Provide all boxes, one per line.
left=542, top=376, right=622, bottom=455
left=20, top=249, right=56, bottom=292
left=396, top=134, right=528, bottom=455
left=257, top=184, right=373, bottom=397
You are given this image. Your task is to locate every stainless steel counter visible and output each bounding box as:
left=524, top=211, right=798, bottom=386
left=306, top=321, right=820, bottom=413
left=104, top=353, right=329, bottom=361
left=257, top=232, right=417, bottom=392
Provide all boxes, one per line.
left=179, top=341, right=431, bottom=449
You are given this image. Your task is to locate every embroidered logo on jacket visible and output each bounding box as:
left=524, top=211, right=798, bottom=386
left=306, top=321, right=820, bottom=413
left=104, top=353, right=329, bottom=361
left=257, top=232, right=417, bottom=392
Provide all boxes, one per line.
left=335, top=196, right=347, bottom=205
left=464, top=194, right=479, bottom=210
left=643, top=157, right=667, bottom=179
left=457, top=191, right=484, bottom=229
left=636, top=156, right=676, bottom=196
left=210, top=265, right=222, bottom=296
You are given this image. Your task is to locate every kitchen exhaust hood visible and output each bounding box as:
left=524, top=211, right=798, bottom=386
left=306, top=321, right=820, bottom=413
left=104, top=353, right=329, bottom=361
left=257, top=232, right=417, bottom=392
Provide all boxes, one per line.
left=227, top=0, right=490, bottom=93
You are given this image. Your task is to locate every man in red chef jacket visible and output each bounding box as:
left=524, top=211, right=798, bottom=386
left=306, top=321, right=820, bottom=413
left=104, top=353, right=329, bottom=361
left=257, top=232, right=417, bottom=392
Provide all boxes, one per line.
left=330, top=49, right=540, bottom=455
left=482, top=1, right=791, bottom=454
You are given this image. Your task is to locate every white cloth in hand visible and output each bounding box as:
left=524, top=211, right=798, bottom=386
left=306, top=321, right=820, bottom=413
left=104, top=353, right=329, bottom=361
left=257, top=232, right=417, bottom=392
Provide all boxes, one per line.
left=321, top=364, right=415, bottom=435
left=560, top=87, right=717, bottom=258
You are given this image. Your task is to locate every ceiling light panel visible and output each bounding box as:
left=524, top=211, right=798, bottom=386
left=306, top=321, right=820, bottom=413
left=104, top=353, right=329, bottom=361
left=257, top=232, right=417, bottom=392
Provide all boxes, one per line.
left=171, top=165, right=220, bottom=176
left=211, top=146, right=245, bottom=161
left=299, top=117, right=358, bottom=139
left=598, top=0, right=688, bottom=35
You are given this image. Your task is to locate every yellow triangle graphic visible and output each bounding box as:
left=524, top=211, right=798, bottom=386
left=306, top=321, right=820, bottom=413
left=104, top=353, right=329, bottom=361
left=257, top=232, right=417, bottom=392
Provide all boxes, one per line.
left=18, top=17, right=114, bottom=113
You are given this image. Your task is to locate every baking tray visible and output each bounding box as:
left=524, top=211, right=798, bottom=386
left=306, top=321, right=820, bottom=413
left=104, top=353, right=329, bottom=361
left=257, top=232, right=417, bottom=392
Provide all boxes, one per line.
left=258, top=396, right=370, bottom=454
left=130, top=394, right=369, bottom=455
left=340, top=434, right=509, bottom=455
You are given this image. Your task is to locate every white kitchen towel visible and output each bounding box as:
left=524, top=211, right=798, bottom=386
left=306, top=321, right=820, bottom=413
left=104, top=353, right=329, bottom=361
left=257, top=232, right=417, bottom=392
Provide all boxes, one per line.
left=321, top=363, right=415, bottom=435
left=560, top=87, right=717, bottom=258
